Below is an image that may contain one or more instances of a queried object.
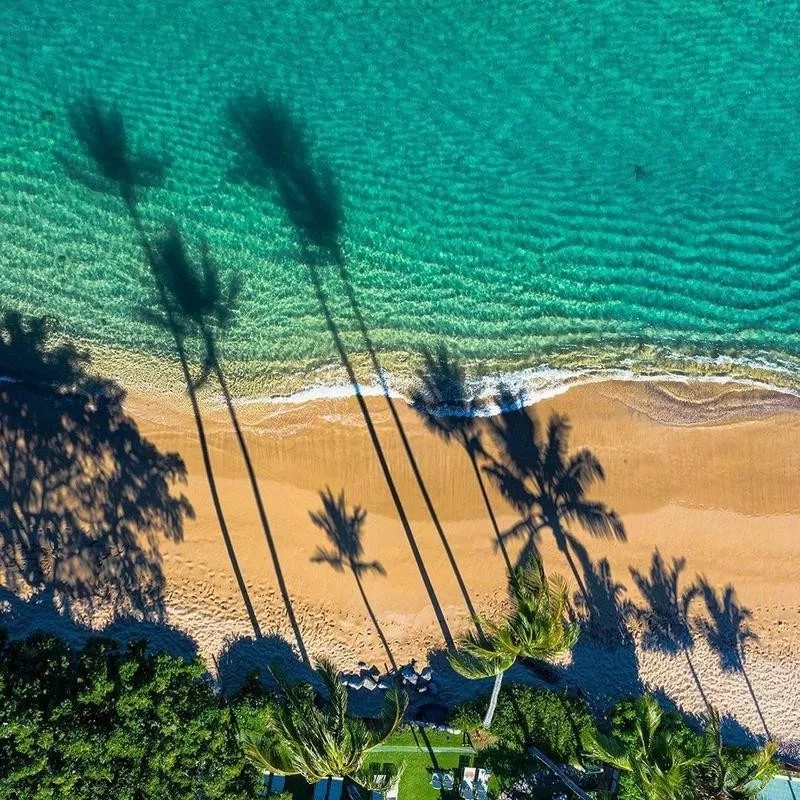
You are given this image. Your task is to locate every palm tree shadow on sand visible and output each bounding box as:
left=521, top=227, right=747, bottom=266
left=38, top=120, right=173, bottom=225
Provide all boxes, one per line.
left=411, top=345, right=513, bottom=572
left=226, top=92, right=456, bottom=650
left=629, top=549, right=710, bottom=710
left=310, top=488, right=397, bottom=670
left=61, top=97, right=264, bottom=641
left=692, top=575, right=771, bottom=739
left=559, top=537, right=642, bottom=707
left=144, top=224, right=310, bottom=664
left=0, top=309, right=192, bottom=623
left=482, top=386, right=625, bottom=597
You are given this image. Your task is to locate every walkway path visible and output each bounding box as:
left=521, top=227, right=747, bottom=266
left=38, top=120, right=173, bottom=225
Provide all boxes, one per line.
left=372, top=745, right=476, bottom=754
left=528, top=746, right=594, bottom=800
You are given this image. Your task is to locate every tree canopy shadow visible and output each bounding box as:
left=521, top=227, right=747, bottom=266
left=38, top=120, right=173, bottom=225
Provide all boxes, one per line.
left=629, top=550, right=709, bottom=709
left=692, top=575, right=771, bottom=739
left=557, top=539, right=642, bottom=707
left=310, top=488, right=396, bottom=670
left=483, top=386, right=625, bottom=596
left=0, top=589, right=199, bottom=663
left=569, top=536, right=634, bottom=647
left=411, top=345, right=512, bottom=571
left=61, top=96, right=261, bottom=636
left=226, top=92, right=456, bottom=650
left=0, top=310, right=192, bottom=622
left=216, top=632, right=315, bottom=697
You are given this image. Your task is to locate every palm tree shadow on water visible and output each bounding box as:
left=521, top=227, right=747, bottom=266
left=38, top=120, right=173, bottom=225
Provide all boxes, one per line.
left=0, top=309, right=192, bottom=623
left=60, top=97, right=267, bottom=641
left=309, top=488, right=397, bottom=670
left=144, top=225, right=310, bottom=665
left=226, top=93, right=456, bottom=650
left=481, top=386, right=626, bottom=601
left=692, top=575, right=772, bottom=739
left=411, top=345, right=513, bottom=573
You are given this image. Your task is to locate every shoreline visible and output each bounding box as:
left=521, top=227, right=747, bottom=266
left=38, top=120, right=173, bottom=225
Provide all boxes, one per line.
left=3, top=372, right=799, bottom=750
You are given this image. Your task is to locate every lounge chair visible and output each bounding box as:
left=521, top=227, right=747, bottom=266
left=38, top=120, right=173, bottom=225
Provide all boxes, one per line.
left=368, top=775, right=386, bottom=800
left=442, top=771, right=455, bottom=791
left=314, top=777, right=344, bottom=800
left=261, top=772, right=286, bottom=796
left=460, top=767, right=477, bottom=799
left=431, top=772, right=443, bottom=789
left=475, top=769, right=491, bottom=800
left=386, top=779, right=400, bottom=800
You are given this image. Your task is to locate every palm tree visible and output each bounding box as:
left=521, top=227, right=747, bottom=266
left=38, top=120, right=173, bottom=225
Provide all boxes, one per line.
left=483, top=393, right=625, bottom=597
left=582, top=694, right=702, bottom=800
left=411, top=345, right=512, bottom=571
left=310, top=489, right=395, bottom=669
left=240, top=659, right=406, bottom=792
left=449, top=558, right=579, bottom=728
left=695, top=708, right=777, bottom=800
left=583, top=695, right=779, bottom=800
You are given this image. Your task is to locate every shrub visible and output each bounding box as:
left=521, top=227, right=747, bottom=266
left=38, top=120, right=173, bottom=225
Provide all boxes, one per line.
left=0, top=631, right=260, bottom=799
left=452, top=683, right=594, bottom=786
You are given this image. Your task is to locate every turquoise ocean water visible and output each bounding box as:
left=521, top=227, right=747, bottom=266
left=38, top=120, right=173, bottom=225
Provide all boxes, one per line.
left=2, top=0, right=800, bottom=398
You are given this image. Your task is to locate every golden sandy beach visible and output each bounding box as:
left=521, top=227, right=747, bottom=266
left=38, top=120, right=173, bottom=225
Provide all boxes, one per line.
left=114, top=377, right=800, bottom=752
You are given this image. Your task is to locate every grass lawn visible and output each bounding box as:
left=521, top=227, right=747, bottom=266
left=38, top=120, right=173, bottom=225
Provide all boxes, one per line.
left=362, top=727, right=502, bottom=799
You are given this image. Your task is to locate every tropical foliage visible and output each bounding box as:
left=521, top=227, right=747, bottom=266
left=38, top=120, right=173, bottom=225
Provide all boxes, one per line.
left=582, top=694, right=778, bottom=800
left=239, top=658, right=406, bottom=791
left=453, top=683, right=594, bottom=767
left=449, top=558, right=580, bottom=727
left=0, top=631, right=258, bottom=800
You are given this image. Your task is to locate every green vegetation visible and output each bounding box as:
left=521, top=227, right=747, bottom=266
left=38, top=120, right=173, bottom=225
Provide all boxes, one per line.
left=452, top=683, right=594, bottom=793
left=0, top=629, right=779, bottom=800
left=448, top=558, right=580, bottom=727
left=583, top=694, right=778, bottom=800
left=0, top=631, right=259, bottom=800
left=240, top=659, right=406, bottom=792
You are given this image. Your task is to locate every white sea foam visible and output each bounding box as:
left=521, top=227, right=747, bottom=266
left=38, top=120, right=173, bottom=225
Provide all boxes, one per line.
left=214, top=353, right=800, bottom=418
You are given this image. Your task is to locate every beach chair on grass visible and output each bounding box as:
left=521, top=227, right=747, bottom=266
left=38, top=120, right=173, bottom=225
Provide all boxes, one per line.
left=460, top=767, right=477, bottom=799
left=443, top=771, right=455, bottom=791
left=386, top=779, right=399, bottom=800
left=314, top=777, right=344, bottom=800
left=368, top=775, right=386, bottom=800
left=431, top=772, right=443, bottom=789
left=475, top=769, right=491, bottom=800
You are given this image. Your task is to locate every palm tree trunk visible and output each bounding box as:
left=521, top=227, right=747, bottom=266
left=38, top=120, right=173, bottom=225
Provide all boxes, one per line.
left=467, top=447, right=513, bottom=573
left=353, top=568, right=396, bottom=670
left=483, top=669, right=505, bottom=728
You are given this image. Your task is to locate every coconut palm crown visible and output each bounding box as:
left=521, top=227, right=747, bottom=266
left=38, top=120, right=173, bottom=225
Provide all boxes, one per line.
left=449, top=558, right=579, bottom=727
left=239, top=659, right=405, bottom=791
